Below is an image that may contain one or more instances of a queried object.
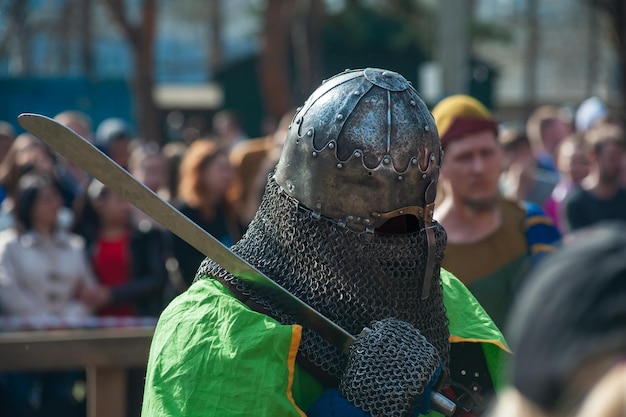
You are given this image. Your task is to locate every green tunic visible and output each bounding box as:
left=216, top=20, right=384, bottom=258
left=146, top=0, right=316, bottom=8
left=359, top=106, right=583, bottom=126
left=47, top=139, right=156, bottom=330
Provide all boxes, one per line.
left=142, top=270, right=508, bottom=416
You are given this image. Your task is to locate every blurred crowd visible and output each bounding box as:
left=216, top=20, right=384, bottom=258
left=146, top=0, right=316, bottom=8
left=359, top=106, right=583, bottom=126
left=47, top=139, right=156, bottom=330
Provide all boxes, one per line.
left=0, top=108, right=290, bottom=416
left=0, top=92, right=623, bottom=416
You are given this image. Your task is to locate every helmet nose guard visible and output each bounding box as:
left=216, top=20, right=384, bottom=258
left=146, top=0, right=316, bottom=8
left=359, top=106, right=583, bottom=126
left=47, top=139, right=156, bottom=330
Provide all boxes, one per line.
left=274, top=68, right=442, bottom=233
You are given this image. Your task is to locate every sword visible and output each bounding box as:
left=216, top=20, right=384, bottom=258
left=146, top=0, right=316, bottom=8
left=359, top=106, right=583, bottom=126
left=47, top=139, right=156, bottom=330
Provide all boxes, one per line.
left=18, top=113, right=456, bottom=416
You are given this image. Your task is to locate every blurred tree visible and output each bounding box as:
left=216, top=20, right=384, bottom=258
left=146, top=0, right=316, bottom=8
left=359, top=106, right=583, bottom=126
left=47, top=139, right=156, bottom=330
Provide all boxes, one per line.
left=258, top=0, right=295, bottom=125
left=208, top=0, right=223, bottom=74
left=102, top=0, right=162, bottom=144
left=589, top=0, right=626, bottom=107
left=0, top=0, right=32, bottom=74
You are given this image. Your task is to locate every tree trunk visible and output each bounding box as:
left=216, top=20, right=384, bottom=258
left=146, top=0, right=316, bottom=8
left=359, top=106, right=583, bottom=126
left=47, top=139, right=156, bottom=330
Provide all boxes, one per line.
left=292, top=0, right=323, bottom=100
left=258, top=0, right=294, bottom=124
left=591, top=0, right=626, bottom=108
left=208, top=0, right=223, bottom=75
left=80, top=0, right=93, bottom=78
left=104, top=0, right=162, bottom=144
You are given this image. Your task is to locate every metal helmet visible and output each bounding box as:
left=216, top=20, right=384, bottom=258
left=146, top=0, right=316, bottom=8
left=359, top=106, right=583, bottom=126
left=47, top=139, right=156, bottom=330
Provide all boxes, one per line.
left=274, top=68, right=441, bottom=233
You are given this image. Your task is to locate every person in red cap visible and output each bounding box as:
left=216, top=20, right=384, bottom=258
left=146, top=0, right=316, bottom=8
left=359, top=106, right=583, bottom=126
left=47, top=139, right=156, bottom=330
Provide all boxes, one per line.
left=432, top=95, right=560, bottom=331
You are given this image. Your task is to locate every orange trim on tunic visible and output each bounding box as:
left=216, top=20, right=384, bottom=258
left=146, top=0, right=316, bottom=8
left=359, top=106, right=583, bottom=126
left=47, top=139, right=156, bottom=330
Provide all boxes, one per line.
left=286, top=324, right=307, bottom=417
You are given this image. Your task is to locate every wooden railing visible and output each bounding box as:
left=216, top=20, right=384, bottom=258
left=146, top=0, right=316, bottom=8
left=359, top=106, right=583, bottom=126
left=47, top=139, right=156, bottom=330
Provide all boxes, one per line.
left=0, top=317, right=156, bottom=417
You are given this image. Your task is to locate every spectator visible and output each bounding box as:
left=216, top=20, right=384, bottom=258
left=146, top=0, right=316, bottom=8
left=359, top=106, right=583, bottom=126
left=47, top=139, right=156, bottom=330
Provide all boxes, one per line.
left=230, top=109, right=295, bottom=225
left=53, top=111, right=93, bottom=203
left=526, top=105, right=572, bottom=172
left=0, top=121, right=15, bottom=165
left=172, top=139, right=243, bottom=288
left=161, top=141, right=187, bottom=205
left=128, top=142, right=168, bottom=228
left=0, top=172, right=100, bottom=417
left=95, top=117, right=133, bottom=170
left=72, top=179, right=168, bottom=317
left=562, top=123, right=626, bottom=232
left=488, top=222, right=626, bottom=417
left=543, top=132, right=590, bottom=232
left=499, top=125, right=559, bottom=207
left=0, top=134, right=71, bottom=231
left=574, top=96, right=609, bottom=133
left=212, top=110, right=248, bottom=152
left=432, top=94, right=560, bottom=329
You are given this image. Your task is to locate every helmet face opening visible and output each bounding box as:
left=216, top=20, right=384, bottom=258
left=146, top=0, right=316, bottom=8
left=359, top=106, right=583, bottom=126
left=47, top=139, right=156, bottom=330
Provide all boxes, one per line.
left=274, top=68, right=442, bottom=233
left=373, top=214, right=422, bottom=235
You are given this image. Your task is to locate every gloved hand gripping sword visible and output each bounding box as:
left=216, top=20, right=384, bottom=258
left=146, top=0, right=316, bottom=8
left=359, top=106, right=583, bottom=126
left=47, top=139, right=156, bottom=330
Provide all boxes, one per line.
left=18, top=113, right=456, bottom=417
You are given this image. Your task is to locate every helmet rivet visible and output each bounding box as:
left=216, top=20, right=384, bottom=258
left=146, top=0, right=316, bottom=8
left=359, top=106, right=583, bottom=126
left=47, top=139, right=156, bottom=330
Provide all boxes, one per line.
left=411, top=157, right=418, bottom=165
left=336, top=114, right=344, bottom=121
left=398, top=175, right=403, bottom=181
left=316, top=202, right=322, bottom=209
left=399, top=210, right=404, bottom=214
left=354, top=150, right=362, bottom=158
left=410, top=100, right=417, bottom=106
left=383, top=156, right=390, bottom=164
left=346, top=215, right=354, bottom=222
left=296, top=106, right=302, bottom=112
left=430, top=153, right=436, bottom=161
left=353, top=90, right=360, bottom=96
left=422, top=173, right=427, bottom=179
left=364, top=218, right=372, bottom=225
left=337, top=163, right=343, bottom=169
left=306, top=129, right=313, bottom=137
left=312, top=151, right=318, bottom=157
left=425, top=124, right=430, bottom=132
left=328, top=142, right=335, bottom=149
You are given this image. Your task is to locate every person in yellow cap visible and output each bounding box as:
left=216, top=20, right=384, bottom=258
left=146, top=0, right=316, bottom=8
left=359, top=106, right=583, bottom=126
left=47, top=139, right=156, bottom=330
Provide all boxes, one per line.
left=432, top=95, right=561, bottom=331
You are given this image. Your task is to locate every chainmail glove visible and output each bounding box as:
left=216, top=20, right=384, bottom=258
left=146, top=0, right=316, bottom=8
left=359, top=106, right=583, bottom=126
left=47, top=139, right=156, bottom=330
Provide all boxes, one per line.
left=339, top=317, right=443, bottom=417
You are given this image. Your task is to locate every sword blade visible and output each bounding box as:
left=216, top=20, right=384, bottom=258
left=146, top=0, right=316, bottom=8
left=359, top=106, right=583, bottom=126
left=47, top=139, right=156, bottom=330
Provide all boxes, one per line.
left=17, top=113, right=355, bottom=353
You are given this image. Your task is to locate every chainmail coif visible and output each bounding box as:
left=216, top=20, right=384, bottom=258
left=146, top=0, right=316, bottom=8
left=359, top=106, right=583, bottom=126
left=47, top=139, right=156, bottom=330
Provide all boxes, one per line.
left=197, top=176, right=450, bottom=383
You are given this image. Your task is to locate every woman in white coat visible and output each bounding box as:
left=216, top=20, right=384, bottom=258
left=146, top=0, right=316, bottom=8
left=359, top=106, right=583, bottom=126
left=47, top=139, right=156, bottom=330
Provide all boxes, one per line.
left=0, top=171, right=102, bottom=417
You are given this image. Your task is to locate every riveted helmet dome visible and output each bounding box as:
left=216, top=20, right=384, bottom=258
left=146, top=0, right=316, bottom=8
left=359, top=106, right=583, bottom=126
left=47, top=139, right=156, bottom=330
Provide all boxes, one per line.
left=274, top=68, right=441, bottom=232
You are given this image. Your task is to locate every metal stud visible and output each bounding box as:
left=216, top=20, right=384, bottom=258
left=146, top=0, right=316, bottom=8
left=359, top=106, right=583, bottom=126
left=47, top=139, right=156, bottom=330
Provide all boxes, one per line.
left=328, top=142, right=335, bottom=149
left=353, top=90, right=361, bottom=96
left=411, top=157, right=418, bottom=165
left=364, top=218, right=372, bottom=225
left=306, top=129, right=313, bottom=137
left=337, top=163, right=343, bottom=169
left=410, top=100, right=416, bottom=106
left=346, top=215, right=354, bottom=222
left=461, top=370, right=467, bottom=376
left=425, top=124, right=430, bottom=132
left=430, top=153, right=436, bottom=161
left=316, top=202, right=322, bottom=209
left=296, top=106, right=302, bottom=112
left=383, top=156, right=390, bottom=164
left=474, top=372, right=480, bottom=378
left=312, top=151, right=318, bottom=157
left=472, top=386, right=478, bottom=392
left=336, top=114, right=344, bottom=121
left=398, top=175, right=403, bottom=181
left=422, top=173, right=427, bottom=179
left=354, top=150, right=362, bottom=158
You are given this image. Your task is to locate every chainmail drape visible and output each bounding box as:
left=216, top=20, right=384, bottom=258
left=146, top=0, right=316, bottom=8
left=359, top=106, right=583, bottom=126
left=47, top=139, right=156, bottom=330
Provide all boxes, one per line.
left=197, top=176, right=450, bottom=383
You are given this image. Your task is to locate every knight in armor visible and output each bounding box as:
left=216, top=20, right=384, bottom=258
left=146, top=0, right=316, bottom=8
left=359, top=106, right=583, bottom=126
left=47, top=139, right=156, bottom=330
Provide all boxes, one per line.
left=141, top=68, right=509, bottom=417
